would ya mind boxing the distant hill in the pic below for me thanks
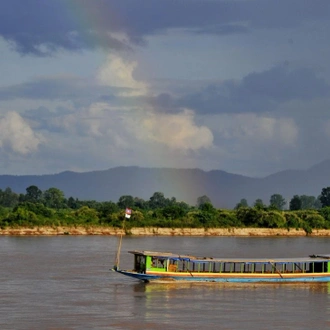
[1,160,330,208]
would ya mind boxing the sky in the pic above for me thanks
[0,0,330,177]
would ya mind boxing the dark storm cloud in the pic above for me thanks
[239,65,329,102]
[1,0,329,55]
[108,0,330,35]
[150,64,330,114]
[0,0,130,55]
[1,63,328,117]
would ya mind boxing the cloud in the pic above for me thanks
[0,75,119,102]
[32,99,213,155]
[2,0,330,55]
[139,108,213,150]
[196,113,300,176]
[240,65,329,102]
[177,64,330,114]
[0,54,149,102]
[96,55,148,96]
[94,56,213,151]
[215,113,298,147]
[192,24,249,36]
[0,111,43,154]
[9,52,212,156]
[0,0,131,55]
[323,120,330,140]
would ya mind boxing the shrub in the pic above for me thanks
[73,206,99,223]
[236,207,263,227]
[284,212,302,229]
[6,206,38,226]
[216,209,242,227]
[262,211,286,228]
[304,214,327,229]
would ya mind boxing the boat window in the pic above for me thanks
[313,262,327,273]
[176,259,188,272]
[151,257,166,269]
[212,262,221,272]
[279,262,306,273]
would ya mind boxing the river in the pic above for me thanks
[1,235,330,329]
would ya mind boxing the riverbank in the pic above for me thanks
[1,226,330,236]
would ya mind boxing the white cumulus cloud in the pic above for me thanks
[140,109,213,150]
[0,111,42,154]
[96,55,148,96]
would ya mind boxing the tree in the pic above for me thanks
[176,201,191,212]
[73,206,99,223]
[17,202,53,218]
[289,195,302,211]
[269,194,286,210]
[148,192,168,209]
[320,187,330,208]
[133,197,147,210]
[18,194,26,203]
[314,196,322,209]
[117,195,134,209]
[0,187,19,207]
[300,195,316,210]
[196,195,212,208]
[25,185,42,203]
[319,206,330,222]
[194,203,217,227]
[168,197,177,206]
[67,197,80,209]
[199,202,216,213]
[253,199,265,209]
[262,211,286,228]
[235,198,248,210]
[43,188,65,209]
[236,207,262,227]
[98,201,119,218]
[162,204,187,219]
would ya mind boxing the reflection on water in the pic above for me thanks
[110,281,330,330]
[1,236,330,329]
[122,281,330,329]
[142,281,330,294]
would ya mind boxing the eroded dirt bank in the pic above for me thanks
[1,226,330,236]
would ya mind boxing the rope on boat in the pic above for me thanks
[269,260,283,278]
[178,255,194,277]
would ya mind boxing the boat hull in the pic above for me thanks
[114,270,330,283]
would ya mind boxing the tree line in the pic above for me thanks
[235,194,322,211]
[2,185,330,234]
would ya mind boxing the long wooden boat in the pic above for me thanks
[113,250,330,283]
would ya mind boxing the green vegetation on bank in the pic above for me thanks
[1,186,330,234]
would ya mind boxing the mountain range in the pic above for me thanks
[1,160,330,208]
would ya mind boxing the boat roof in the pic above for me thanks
[128,250,330,263]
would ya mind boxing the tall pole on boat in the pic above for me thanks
[114,231,123,270]
[114,207,131,270]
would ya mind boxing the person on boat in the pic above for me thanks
[139,260,146,273]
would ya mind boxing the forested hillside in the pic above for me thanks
[1,160,330,208]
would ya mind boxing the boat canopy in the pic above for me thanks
[128,250,330,264]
